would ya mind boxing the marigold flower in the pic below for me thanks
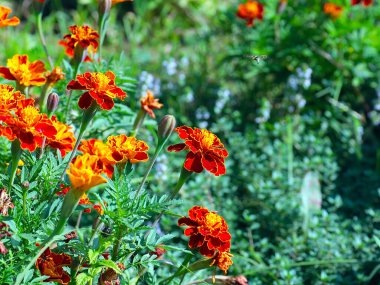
[167,126,228,176]
[45,116,76,156]
[45,66,65,87]
[56,183,70,196]
[36,248,72,285]
[79,193,93,213]
[140,90,163,118]
[0,104,57,151]
[351,0,372,6]
[0,6,20,28]
[99,268,120,285]
[67,71,127,110]
[0,84,28,113]
[210,251,233,274]
[0,54,46,87]
[324,3,343,19]
[178,206,231,257]
[106,134,149,164]
[59,25,99,62]
[79,139,114,178]
[66,153,107,192]
[0,189,14,216]
[236,0,264,27]
[93,203,105,215]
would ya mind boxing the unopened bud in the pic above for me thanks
[47,92,59,116]
[98,0,112,17]
[22,181,30,189]
[158,115,176,144]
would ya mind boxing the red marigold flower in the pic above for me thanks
[79,139,115,178]
[0,84,30,114]
[106,134,149,164]
[59,25,99,62]
[0,104,57,151]
[36,248,72,285]
[236,0,264,27]
[93,203,105,215]
[167,126,228,176]
[0,6,20,28]
[0,54,46,87]
[79,193,93,213]
[45,116,76,156]
[178,206,231,257]
[140,90,163,118]
[351,0,372,6]
[67,71,127,110]
[324,3,343,19]
[210,251,233,274]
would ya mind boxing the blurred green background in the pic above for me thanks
[1,0,380,284]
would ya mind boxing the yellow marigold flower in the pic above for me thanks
[106,134,149,164]
[0,6,20,28]
[0,54,46,87]
[66,154,107,192]
[140,90,163,119]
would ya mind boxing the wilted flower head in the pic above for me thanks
[59,25,99,62]
[236,0,264,27]
[36,248,72,285]
[66,153,107,192]
[0,54,46,87]
[98,268,120,285]
[351,0,372,6]
[168,126,228,176]
[45,66,65,87]
[0,6,20,28]
[67,71,127,110]
[140,90,163,118]
[106,134,149,164]
[324,3,343,19]
[178,206,231,257]
[0,189,14,216]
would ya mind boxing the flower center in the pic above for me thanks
[20,106,41,126]
[200,130,215,149]
[91,73,111,91]
[246,2,260,16]
[204,212,223,230]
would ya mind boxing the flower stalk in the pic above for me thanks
[8,139,22,195]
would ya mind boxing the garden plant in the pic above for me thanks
[0,0,379,284]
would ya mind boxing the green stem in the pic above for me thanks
[37,1,54,69]
[64,57,82,121]
[130,109,146,137]
[39,84,51,113]
[111,228,123,261]
[8,139,22,195]
[23,190,27,216]
[286,116,293,188]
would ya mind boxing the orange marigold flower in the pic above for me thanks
[45,116,76,157]
[106,134,149,164]
[0,104,57,151]
[324,3,343,19]
[236,0,264,27]
[45,66,65,87]
[178,206,231,257]
[79,139,115,178]
[167,126,228,176]
[66,153,107,192]
[67,71,127,110]
[36,248,72,285]
[0,84,29,113]
[59,25,99,62]
[0,54,46,87]
[140,90,163,118]
[351,0,372,6]
[93,203,105,215]
[0,6,20,28]
[210,251,233,274]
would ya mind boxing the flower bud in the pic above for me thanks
[47,92,59,115]
[22,181,30,189]
[158,115,176,144]
[98,0,112,16]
